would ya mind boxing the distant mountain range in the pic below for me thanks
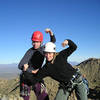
[0,63,20,79]
[69,61,79,66]
[0,61,78,79]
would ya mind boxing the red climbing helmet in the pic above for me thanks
[31,31,43,42]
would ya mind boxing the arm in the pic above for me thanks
[30,64,50,85]
[60,39,77,58]
[32,69,39,74]
[18,49,32,70]
[45,28,56,43]
[23,63,38,74]
[18,48,35,73]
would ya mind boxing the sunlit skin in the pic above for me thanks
[45,52,54,62]
[32,41,42,49]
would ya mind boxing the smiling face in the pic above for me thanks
[44,52,54,62]
[32,41,41,49]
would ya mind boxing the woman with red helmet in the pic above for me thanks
[18,28,56,100]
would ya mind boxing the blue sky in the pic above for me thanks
[0,0,100,64]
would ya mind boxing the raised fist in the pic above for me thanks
[62,40,68,47]
[45,28,51,33]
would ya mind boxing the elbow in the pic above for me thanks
[72,44,77,52]
[18,64,20,69]
[53,36,56,43]
[75,45,77,50]
[51,38,56,43]
[53,39,56,43]
[74,44,77,51]
[52,35,56,43]
[18,63,23,70]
